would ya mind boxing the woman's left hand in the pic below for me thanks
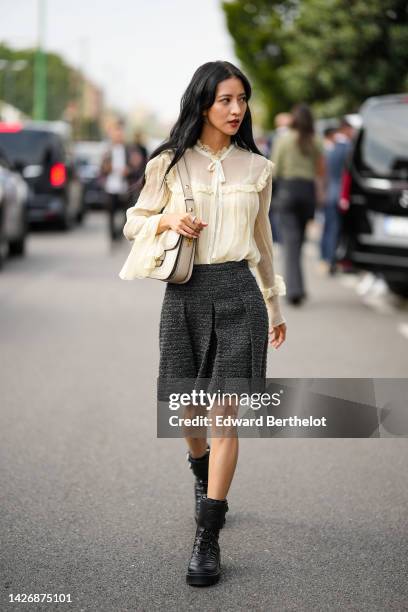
[269,323,287,349]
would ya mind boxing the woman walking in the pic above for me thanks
[272,103,325,305]
[120,61,287,586]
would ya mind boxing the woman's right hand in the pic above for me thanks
[162,213,208,238]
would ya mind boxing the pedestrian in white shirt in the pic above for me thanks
[101,121,130,240]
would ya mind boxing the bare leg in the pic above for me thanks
[207,436,238,500]
[182,402,208,458]
[207,399,239,500]
[183,399,239,496]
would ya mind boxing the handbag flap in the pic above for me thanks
[161,228,181,251]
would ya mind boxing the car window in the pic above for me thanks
[0,130,63,166]
[355,102,408,179]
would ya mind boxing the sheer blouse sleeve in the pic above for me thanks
[122,151,172,242]
[119,151,176,280]
[253,159,286,328]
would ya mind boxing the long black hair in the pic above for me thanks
[137,60,263,193]
[290,103,316,156]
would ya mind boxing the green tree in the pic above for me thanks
[222,0,408,125]
[44,50,77,119]
[0,45,33,115]
[0,43,84,121]
[281,0,408,117]
[222,0,299,126]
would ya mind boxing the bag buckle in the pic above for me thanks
[155,254,165,267]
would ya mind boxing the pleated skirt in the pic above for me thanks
[157,259,269,400]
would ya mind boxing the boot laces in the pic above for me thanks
[193,527,218,556]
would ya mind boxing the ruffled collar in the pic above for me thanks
[194,138,235,159]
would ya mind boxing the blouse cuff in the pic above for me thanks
[260,274,286,300]
[119,213,164,280]
[135,213,163,243]
[123,211,163,243]
[137,214,168,274]
[266,295,286,328]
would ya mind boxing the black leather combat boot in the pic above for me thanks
[186,495,229,586]
[186,445,210,523]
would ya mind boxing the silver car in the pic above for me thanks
[0,148,29,269]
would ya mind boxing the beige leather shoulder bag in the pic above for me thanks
[147,154,196,284]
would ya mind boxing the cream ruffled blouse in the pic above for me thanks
[119,139,286,327]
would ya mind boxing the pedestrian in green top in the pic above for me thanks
[272,103,326,305]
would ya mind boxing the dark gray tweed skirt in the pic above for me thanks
[157,259,269,400]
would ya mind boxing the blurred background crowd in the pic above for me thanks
[1,0,408,315]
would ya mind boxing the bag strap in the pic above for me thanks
[177,155,196,216]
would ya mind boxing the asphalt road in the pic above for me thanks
[1,212,407,611]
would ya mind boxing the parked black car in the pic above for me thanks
[0,121,84,230]
[0,147,29,269]
[337,94,408,297]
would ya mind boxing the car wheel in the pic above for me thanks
[76,206,87,224]
[9,235,26,256]
[385,279,408,298]
[58,208,73,231]
[9,209,27,256]
[0,208,7,270]
[0,232,7,269]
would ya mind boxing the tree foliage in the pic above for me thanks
[222,0,408,126]
[0,43,79,120]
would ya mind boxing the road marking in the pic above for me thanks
[339,275,360,289]
[338,272,407,316]
[362,294,395,315]
[398,323,408,341]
